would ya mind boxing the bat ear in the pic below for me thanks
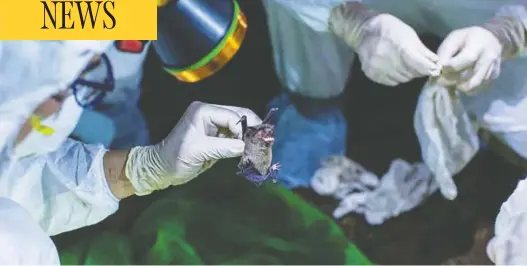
[262,108,278,124]
[236,115,248,138]
[236,116,246,125]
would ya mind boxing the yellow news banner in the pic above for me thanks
[0,0,157,40]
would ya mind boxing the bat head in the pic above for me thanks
[244,123,275,148]
[237,108,278,149]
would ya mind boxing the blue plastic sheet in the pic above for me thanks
[268,93,347,188]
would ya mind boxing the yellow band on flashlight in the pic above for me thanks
[30,115,55,136]
[164,0,247,83]
[157,0,171,7]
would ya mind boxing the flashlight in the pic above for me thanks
[154,0,248,83]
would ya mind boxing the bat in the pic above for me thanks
[236,108,280,186]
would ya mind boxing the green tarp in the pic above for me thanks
[54,159,371,265]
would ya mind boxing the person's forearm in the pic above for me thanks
[329,2,379,49]
[103,149,135,199]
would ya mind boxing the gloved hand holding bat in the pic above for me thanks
[124,101,262,196]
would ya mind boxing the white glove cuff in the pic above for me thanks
[125,145,170,196]
[329,2,380,49]
[482,15,526,59]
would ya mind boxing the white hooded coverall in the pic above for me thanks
[0,40,115,264]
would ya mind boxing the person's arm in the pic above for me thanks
[328,1,441,86]
[103,149,134,199]
[496,2,527,56]
[4,139,120,236]
[107,102,261,197]
[5,102,259,237]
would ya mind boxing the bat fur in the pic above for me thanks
[236,108,280,186]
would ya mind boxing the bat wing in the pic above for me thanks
[237,160,267,185]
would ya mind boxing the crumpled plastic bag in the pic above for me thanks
[311,156,437,225]
[311,156,379,198]
[414,79,480,200]
[358,159,437,224]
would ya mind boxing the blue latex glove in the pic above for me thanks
[268,93,347,189]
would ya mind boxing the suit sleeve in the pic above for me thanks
[0,139,119,236]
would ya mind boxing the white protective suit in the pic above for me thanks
[0,198,60,264]
[73,41,151,148]
[488,177,527,264]
[0,40,113,264]
[265,0,527,157]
